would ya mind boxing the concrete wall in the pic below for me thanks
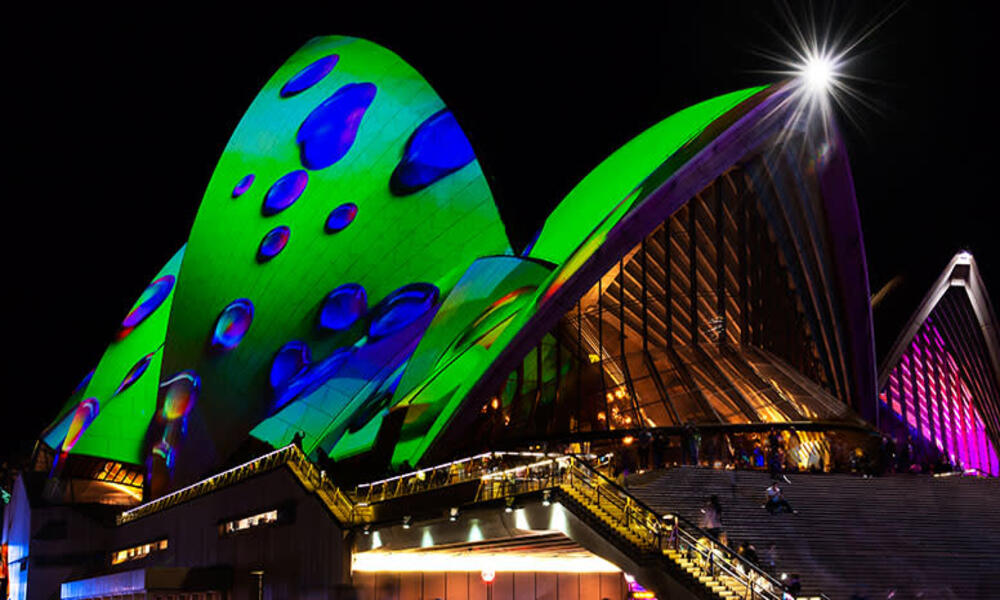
[5,468,347,600]
[109,468,346,599]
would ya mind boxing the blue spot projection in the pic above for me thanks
[280,55,339,98]
[232,174,255,198]
[212,299,254,351]
[369,283,440,340]
[120,276,175,338]
[257,226,291,262]
[319,283,367,331]
[390,109,475,195]
[270,341,311,389]
[347,367,405,433]
[324,203,358,233]
[297,83,377,170]
[114,352,154,396]
[160,371,200,422]
[270,347,353,416]
[263,171,308,216]
[73,369,95,396]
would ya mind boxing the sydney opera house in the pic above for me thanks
[3,36,998,600]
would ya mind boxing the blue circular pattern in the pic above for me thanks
[263,171,308,216]
[257,226,291,262]
[114,352,154,396]
[325,203,358,233]
[270,341,311,389]
[390,109,476,195]
[280,55,339,98]
[232,174,255,198]
[297,82,377,170]
[369,283,440,339]
[319,283,367,331]
[212,299,254,351]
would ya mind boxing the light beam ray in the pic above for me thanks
[745,1,904,156]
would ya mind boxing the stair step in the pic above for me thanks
[626,467,1000,599]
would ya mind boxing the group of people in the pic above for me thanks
[698,492,802,596]
[690,467,802,591]
[610,423,965,481]
[698,482,797,536]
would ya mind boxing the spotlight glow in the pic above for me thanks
[799,53,837,94]
[352,551,621,573]
[751,3,900,148]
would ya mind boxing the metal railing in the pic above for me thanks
[349,451,592,505]
[476,455,794,600]
[116,448,576,526]
[117,445,358,525]
[285,446,357,523]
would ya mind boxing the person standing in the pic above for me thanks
[785,574,802,597]
[700,494,726,544]
[763,542,779,575]
[768,428,788,482]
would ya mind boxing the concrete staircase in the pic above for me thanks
[627,467,1000,599]
[557,484,744,599]
[551,464,791,600]
[475,457,789,599]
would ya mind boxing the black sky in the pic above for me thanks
[5,4,997,460]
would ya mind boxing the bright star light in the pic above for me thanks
[748,3,901,151]
[799,52,838,94]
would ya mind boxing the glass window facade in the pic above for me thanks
[880,313,999,476]
[110,538,168,566]
[475,159,858,447]
[220,509,279,535]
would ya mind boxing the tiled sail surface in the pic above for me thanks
[153,36,511,491]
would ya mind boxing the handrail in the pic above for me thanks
[349,451,569,505]
[574,458,792,599]
[573,457,784,589]
[475,454,796,600]
[117,445,358,525]
[115,447,586,525]
[118,445,294,525]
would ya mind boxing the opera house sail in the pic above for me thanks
[32,36,880,497]
[3,34,996,600]
[877,252,1000,476]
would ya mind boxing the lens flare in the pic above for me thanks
[749,3,901,148]
[800,52,837,94]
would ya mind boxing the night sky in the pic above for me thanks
[5,4,996,460]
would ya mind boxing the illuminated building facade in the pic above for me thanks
[2,34,996,600]
[27,35,878,501]
[877,252,1000,475]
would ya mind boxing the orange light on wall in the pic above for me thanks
[353,551,620,573]
[622,436,635,446]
